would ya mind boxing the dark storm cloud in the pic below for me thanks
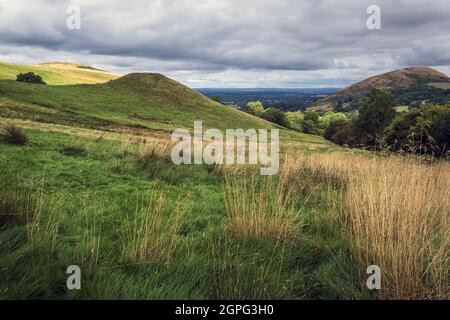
[0,0,449,87]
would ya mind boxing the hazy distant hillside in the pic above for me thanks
[197,88,338,111]
[311,67,450,111]
[0,61,119,85]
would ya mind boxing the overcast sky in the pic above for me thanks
[0,0,449,88]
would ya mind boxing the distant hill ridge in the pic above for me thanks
[311,67,450,110]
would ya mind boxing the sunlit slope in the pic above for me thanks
[0,61,119,85]
[0,73,283,132]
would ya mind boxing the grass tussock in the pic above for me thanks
[120,192,182,265]
[343,157,449,299]
[0,124,28,145]
[138,138,174,164]
[0,184,35,225]
[223,156,301,242]
[290,151,449,299]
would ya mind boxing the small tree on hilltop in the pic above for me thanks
[16,72,46,85]
[356,88,396,146]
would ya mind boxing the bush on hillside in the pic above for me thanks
[324,119,356,146]
[285,111,304,130]
[246,101,265,117]
[261,107,289,127]
[385,112,419,151]
[16,72,46,85]
[0,125,28,145]
[384,104,450,155]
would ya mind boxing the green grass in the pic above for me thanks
[0,128,359,299]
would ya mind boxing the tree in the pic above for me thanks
[414,105,450,155]
[246,101,265,117]
[285,111,304,130]
[320,111,347,127]
[300,119,319,134]
[16,72,46,84]
[304,111,320,124]
[385,112,419,151]
[334,100,344,112]
[261,108,289,127]
[355,89,396,146]
[324,119,356,146]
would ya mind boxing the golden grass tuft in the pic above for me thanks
[343,156,449,299]
[137,138,174,164]
[120,192,182,265]
[291,151,449,299]
[223,153,303,243]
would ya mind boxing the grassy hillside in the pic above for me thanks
[0,72,330,149]
[0,76,271,131]
[0,61,119,85]
[310,67,450,111]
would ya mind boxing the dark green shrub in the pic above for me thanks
[425,105,450,155]
[385,112,419,151]
[356,89,396,146]
[16,72,46,85]
[300,119,320,135]
[384,105,449,155]
[261,108,289,127]
[0,125,28,145]
[324,119,356,146]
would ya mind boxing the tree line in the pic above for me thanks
[244,89,449,157]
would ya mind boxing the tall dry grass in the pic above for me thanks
[344,157,449,299]
[120,192,182,265]
[291,151,449,299]
[138,138,174,163]
[223,153,303,243]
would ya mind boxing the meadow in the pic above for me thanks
[0,65,448,299]
[0,123,448,299]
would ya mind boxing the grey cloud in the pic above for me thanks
[0,0,448,87]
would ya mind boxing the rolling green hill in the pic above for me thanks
[0,73,279,133]
[0,61,332,150]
